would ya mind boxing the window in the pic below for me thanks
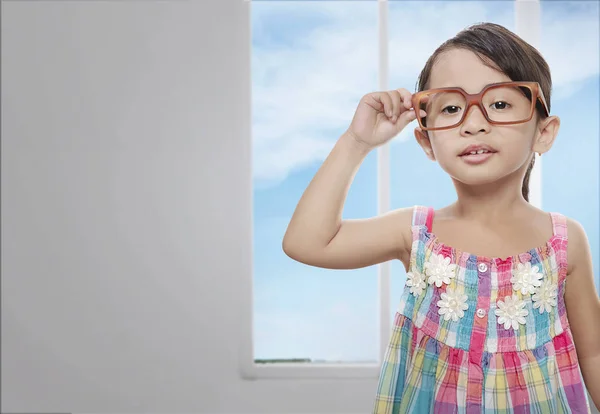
[247,1,380,378]
[539,1,600,292]
[244,0,600,379]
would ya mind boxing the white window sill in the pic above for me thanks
[240,362,381,380]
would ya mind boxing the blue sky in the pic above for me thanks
[251,1,599,362]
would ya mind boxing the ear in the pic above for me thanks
[532,115,560,155]
[414,127,436,161]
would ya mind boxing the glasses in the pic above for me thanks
[411,81,550,131]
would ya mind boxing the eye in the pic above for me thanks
[441,105,461,114]
[491,101,510,110]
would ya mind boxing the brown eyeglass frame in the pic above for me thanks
[411,81,550,131]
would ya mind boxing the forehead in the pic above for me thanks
[429,48,513,93]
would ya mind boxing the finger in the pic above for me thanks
[395,88,413,110]
[410,108,426,117]
[399,107,427,125]
[388,90,402,122]
[399,108,418,124]
[377,92,394,118]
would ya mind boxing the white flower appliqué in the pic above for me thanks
[532,279,558,314]
[495,294,529,330]
[437,287,469,322]
[511,262,543,295]
[406,270,426,297]
[424,253,457,288]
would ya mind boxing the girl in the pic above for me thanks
[282,23,600,413]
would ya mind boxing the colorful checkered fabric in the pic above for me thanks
[373,205,591,413]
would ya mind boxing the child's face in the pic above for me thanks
[414,48,558,187]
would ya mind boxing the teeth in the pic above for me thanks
[468,149,489,155]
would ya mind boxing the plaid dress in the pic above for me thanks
[373,205,591,413]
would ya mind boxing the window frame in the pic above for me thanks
[241,0,543,380]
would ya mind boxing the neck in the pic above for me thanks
[450,173,534,223]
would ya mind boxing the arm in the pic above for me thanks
[564,218,600,410]
[282,131,412,270]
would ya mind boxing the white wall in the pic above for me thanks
[1,1,375,412]
[2,1,597,413]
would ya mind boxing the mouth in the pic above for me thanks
[459,149,496,165]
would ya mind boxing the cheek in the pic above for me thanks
[429,133,457,159]
[497,128,536,157]
[505,143,535,168]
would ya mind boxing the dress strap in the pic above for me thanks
[412,205,434,233]
[550,212,568,238]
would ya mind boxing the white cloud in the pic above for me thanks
[538,4,599,102]
[252,1,599,188]
[253,133,333,188]
[252,1,377,186]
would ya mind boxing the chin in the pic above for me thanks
[441,161,509,186]
[452,175,505,186]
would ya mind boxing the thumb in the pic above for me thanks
[397,108,422,127]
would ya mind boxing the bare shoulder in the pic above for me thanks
[564,216,591,275]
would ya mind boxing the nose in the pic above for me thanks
[460,105,490,135]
